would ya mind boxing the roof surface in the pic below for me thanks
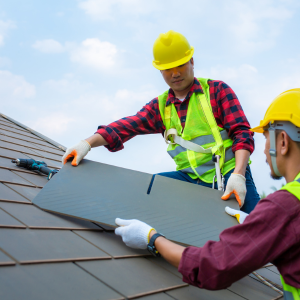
[0,113,283,300]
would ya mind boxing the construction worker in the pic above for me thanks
[62,30,260,213]
[114,89,300,300]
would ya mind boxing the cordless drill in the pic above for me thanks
[11,158,59,180]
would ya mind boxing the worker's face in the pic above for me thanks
[160,58,194,93]
[263,130,282,180]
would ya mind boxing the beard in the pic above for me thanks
[270,173,282,180]
[266,159,283,180]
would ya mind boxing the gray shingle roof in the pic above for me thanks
[0,113,283,300]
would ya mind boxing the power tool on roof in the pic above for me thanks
[11,158,59,180]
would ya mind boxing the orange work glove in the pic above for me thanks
[62,140,91,166]
[221,173,246,207]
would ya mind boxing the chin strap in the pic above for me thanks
[268,123,282,177]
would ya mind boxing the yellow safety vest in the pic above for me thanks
[158,77,236,183]
[279,174,300,300]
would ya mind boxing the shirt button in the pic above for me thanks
[181,117,186,122]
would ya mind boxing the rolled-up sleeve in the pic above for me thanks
[210,81,254,154]
[178,191,298,290]
[96,98,165,152]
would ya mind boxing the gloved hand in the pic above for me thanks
[221,173,246,207]
[62,140,91,166]
[225,206,249,224]
[115,218,155,249]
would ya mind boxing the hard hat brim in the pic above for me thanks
[152,47,194,70]
[250,125,264,133]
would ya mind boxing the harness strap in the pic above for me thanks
[269,126,282,177]
[197,80,225,166]
[164,128,212,153]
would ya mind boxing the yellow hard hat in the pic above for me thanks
[251,88,300,133]
[152,30,194,70]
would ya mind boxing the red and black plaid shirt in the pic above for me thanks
[97,78,254,154]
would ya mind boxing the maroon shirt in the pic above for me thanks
[178,190,300,290]
[97,78,254,154]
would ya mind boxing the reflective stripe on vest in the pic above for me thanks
[168,130,230,158]
[180,147,235,175]
[280,175,300,300]
[158,77,236,183]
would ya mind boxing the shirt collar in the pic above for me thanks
[166,77,203,106]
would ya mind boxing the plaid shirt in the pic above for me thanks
[97,78,254,154]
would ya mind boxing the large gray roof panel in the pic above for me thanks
[33,159,239,247]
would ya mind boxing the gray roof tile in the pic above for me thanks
[77,258,187,299]
[12,170,48,187]
[73,230,150,258]
[0,125,44,140]
[0,147,30,160]
[0,134,64,155]
[0,229,111,264]
[0,263,124,300]
[250,268,282,288]
[3,183,41,201]
[0,249,15,266]
[166,285,246,300]
[0,130,49,146]
[0,168,36,186]
[0,202,102,230]
[227,275,279,299]
[0,208,26,228]
[136,293,174,300]
[0,182,31,203]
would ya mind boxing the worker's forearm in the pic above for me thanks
[233,149,250,176]
[85,134,108,148]
[149,230,185,268]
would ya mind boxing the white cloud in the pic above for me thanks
[0,19,15,47]
[78,0,154,20]
[198,64,258,84]
[0,70,35,99]
[225,0,293,54]
[56,12,65,17]
[27,112,75,136]
[32,39,65,53]
[70,38,117,69]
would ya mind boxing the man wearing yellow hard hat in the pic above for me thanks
[62,30,260,213]
[114,89,300,299]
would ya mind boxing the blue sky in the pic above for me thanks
[1,0,300,196]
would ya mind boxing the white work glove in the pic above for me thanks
[221,173,246,208]
[115,218,154,249]
[62,140,91,166]
[225,206,249,224]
